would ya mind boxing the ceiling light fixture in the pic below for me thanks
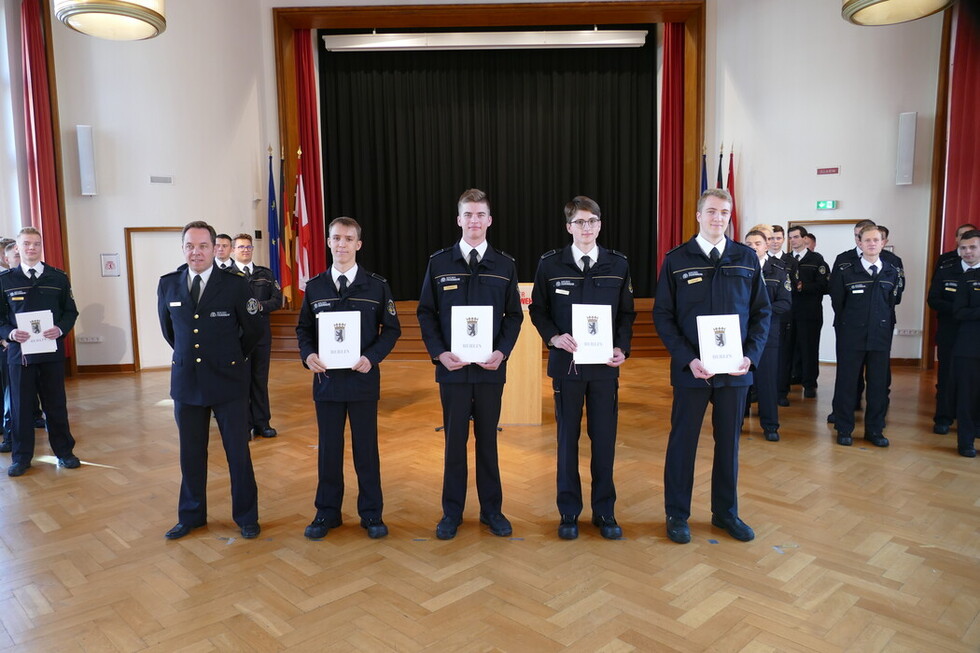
[322,30,648,52]
[842,0,954,25]
[54,0,166,41]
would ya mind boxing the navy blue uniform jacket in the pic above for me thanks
[0,264,78,364]
[295,268,401,402]
[829,261,899,351]
[653,237,772,388]
[927,257,964,348]
[761,256,792,349]
[417,242,523,384]
[791,250,829,319]
[528,245,635,380]
[954,269,980,357]
[157,267,263,406]
[834,248,905,305]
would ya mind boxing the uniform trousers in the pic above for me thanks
[8,360,75,467]
[247,338,273,430]
[553,377,618,517]
[934,339,955,427]
[750,347,780,432]
[831,348,889,435]
[790,315,822,389]
[313,399,382,521]
[664,385,747,521]
[953,358,979,451]
[439,382,504,520]
[174,397,258,527]
[776,321,794,397]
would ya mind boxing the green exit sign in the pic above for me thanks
[816,200,838,210]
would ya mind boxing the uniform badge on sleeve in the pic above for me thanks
[246,298,260,315]
[387,299,397,316]
[784,278,792,292]
[818,265,827,275]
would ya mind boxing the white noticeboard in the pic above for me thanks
[696,314,743,375]
[317,311,361,369]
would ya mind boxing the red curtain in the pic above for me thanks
[21,0,65,269]
[294,29,327,276]
[657,23,685,270]
[943,6,980,252]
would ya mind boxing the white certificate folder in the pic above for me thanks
[451,305,493,363]
[696,314,743,375]
[317,311,362,369]
[16,310,57,355]
[571,304,613,364]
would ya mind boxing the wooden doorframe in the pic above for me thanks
[125,227,182,372]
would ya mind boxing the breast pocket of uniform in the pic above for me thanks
[479,274,510,299]
[674,270,709,301]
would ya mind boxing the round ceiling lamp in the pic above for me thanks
[842,0,954,25]
[54,1,166,41]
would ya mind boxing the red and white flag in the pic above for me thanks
[726,150,739,240]
[295,164,311,292]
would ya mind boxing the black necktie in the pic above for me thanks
[28,269,37,284]
[244,266,251,278]
[869,264,878,279]
[795,253,801,261]
[469,249,479,274]
[581,256,591,274]
[710,247,720,264]
[338,274,348,294]
[220,263,228,269]
[191,274,202,307]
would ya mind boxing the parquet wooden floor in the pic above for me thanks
[0,359,977,652]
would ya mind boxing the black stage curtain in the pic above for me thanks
[318,36,657,299]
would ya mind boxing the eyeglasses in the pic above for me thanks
[568,218,601,229]
[236,245,254,251]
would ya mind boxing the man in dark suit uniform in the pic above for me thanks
[0,227,80,477]
[743,230,791,441]
[829,225,899,447]
[833,220,905,304]
[951,230,980,457]
[213,233,235,270]
[296,217,401,539]
[785,225,828,398]
[774,227,800,406]
[157,221,263,540]
[653,189,771,544]
[928,252,966,435]
[936,223,977,270]
[529,196,635,540]
[232,233,282,439]
[417,188,523,540]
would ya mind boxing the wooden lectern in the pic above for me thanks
[500,283,542,425]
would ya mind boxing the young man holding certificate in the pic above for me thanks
[529,196,635,540]
[417,189,523,540]
[296,218,401,539]
[0,227,80,477]
[653,189,771,544]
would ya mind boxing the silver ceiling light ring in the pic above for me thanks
[55,1,166,40]
[842,0,954,26]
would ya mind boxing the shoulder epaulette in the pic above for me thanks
[307,271,328,283]
[370,271,388,283]
[665,242,685,256]
[608,249,628,260]
[540,249,559,259]
[498,250,516,262]
[839,262,853,271]
[429,247,453,259]
[160,268,183,279]
[939,257,959,270]
[0,268,12,276]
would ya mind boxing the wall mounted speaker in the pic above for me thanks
[895,112,916,186]
[76,125,97,196]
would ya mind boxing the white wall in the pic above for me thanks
[704,0,942,358]
[49,0,943,365]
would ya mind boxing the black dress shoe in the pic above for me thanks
[711,514,755,541]
[165,522,205,540]
[7,461,30,477]
[260,427,277,438]
[479,512,513,537]
[592,515,623,540]
[803,387,816,398]
[836,433,853,446]
[436,515,462,540]
[0,440,10,453]
[558,514,578,540]
[864,433,889,447]
[666,516,690,544]
[240,523,261,539]
[361,518,388,539]
[304,516,342,539]
[827,413,836,424]
[777,396,790,407]
[58,455,81,469]
[764,430,780,442]
[933,423,951,435]
[959,447,977,458]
